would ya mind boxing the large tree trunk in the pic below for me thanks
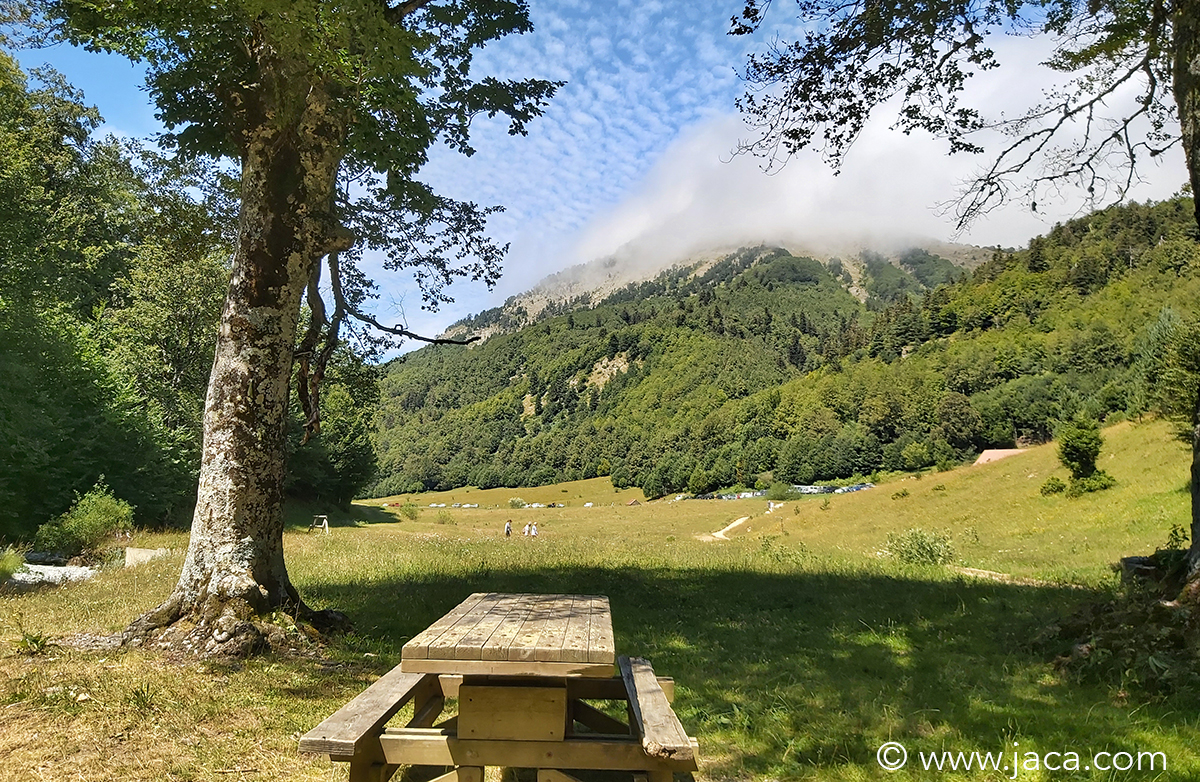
[126,63,352,655]
[1173,0,1200,580]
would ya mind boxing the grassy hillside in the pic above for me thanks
[371,197,1200,500]
[3,419,1196,780]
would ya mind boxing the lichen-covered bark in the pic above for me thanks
[127,55,352,655]
[1173,0,1200,578]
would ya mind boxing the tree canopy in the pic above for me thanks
[731,0,1195,229]
[3,0,561,651]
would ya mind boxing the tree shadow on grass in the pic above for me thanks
[282,501,397,531]
[303,567,1196,780]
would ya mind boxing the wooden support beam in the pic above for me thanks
[426,767,483,782]
[537,770,585,782]
[379,729,699,772]
[571,700,630,736]
[618,657,694,763]
[565,677,674,704]
[408,695,446,729]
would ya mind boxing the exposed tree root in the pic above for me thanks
[80,588,357,660]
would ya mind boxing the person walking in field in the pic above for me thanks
[504,520,512,538]
[531,522,538,538]
[523,522,530,536]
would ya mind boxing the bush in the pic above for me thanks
[0,547,25,582]
[398,502,419,521]
[33,482,134,557]
[1040,476,1067,495]
[434,510,456,526]
[508,497,526,509]
[1057,418,1103,479]
[1067,470,1117,497]
[766,482,797,501]
[887,528,955,565]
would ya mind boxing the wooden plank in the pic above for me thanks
[454,595,519,660]
[509,594,555,661]
[458,685,567,741]
[427,593,507,660]
[402,593,488,660]
[571,699,630,735]
[299,669,436,756]
[480,594,534,661]
[618,656,694,763]
[559,596,592,664]
[533,595,575,662]
[400,658,613,678]
[379,729,699,772]
[585,595,615,664]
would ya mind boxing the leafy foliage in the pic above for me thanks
[1041,477,1068,496]
[0,546,24,582]
[0,55,381,539]
[886,528,955,565]
[34,481,133,557]
[1057,419,1104,479]
[731,0,1186,228]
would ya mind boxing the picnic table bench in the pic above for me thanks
[300,593,699,782]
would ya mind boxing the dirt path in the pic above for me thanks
[952,566,1077,588]
[704,516,750,541]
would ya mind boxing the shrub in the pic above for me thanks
[1057,418,1103,478]
[901,441,932,471]
[891,488,910,500]
[766,482,797,501]
[398,502,419,521]
[887,528,955,565]
[1066,470,1117,497]
[434,510,456,525]
[508,497,526,509]
[0,547,25,582]
[34,481,134,557]
[1040,476,1067,495]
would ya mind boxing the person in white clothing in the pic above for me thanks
[531,522,538,537]
[523,522,530,536]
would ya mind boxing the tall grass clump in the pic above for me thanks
[398,502,419,520]
[0,546,25,581]
[33,481,133,557]
[886,528,955,565]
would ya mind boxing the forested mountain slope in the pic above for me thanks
[372,197,1200,499]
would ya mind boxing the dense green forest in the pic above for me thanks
[372,196,1200,498]
[0,54,377,541]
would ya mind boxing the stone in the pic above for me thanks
[125,547,170,567]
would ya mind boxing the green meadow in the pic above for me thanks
[2,419,1197,780]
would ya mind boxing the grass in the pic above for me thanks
[1,420,1197,780]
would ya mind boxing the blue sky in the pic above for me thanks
[11,1,1184,342]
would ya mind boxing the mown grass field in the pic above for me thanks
[1,420,1197,780]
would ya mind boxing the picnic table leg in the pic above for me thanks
[425,767,482,782]
[348,757,398,782]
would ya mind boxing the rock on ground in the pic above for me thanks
[7,564,97,587]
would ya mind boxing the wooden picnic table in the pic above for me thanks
[300,592,699,782]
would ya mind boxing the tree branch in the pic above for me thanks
[384,0,435,26]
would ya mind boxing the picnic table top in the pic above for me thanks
[399,592,616,678]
